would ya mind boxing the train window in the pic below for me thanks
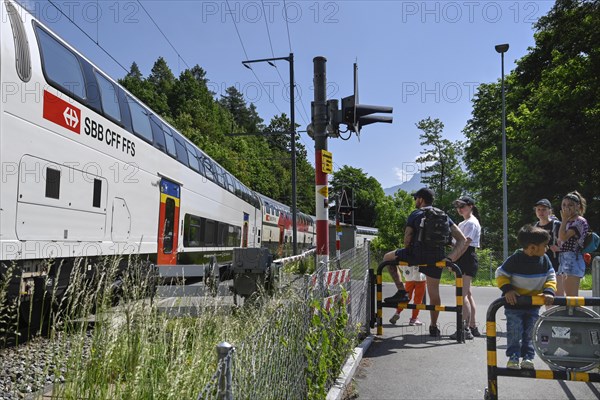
[150,116,166,152]
[162,124,177,157]
[228,225,241,246]
[92,179,102,208]
[36,27,85,99]
[183,214,204,247]
[45,167,60,199]
[214,165,225,188]
[185,143,200,172]
[217,223,227,246]
[128,98,153,143]
[163,198,175,254]
[173,134,189,166]
[223,173,235,193]
[205,219,215,246]
[202,157,215,182]
[95,72,121,122]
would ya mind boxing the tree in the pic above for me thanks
[464,0,600,251]
[330,166,385,227]
[218,86,252,132]
[415,117,468,212]
[146,57,175,118]
[372,190,414,253]
[119,58,317,217]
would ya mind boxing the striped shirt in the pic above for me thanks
[495,250,557,309]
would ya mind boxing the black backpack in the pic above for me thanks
[417,207,450,246]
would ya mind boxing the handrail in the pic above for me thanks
[374,259,464,342]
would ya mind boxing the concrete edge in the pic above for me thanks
[326,334,375,400]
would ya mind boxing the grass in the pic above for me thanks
[379,269,594,290]
[1,254,356,399]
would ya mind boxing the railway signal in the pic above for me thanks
[341,94,393,133]
[327,63,393,137]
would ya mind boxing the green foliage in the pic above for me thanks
[330,166,385,227]
[415,117,468,212]
[464,0,600,251]
[305,289,354,400]
[371,190,414,253]
[119,60,315,214]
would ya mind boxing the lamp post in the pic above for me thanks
[242,54,298,255]
[495,43,509,260]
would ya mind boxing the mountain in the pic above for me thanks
[383,172,423,196]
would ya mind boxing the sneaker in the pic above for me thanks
[409,318,423,326]
[384,290,409,303]
[450,328,473,340]
[506,355,520,370]
[429,325,441,337]
[469,326,481,337]
[520,359,535,370]
[389,314,400,325]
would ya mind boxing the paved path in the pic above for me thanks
[353,285,600,399]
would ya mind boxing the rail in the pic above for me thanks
[484,295,600,400]
[375,259,465,342]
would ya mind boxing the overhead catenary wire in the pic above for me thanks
[44,0,129,74]
[279,0,311,125]
[259,1,310,127]
[135,0,190,71]
[224,0,286,119]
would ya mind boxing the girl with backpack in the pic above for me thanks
[557,191,589,296]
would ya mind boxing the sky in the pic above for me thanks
[18,0,556,189]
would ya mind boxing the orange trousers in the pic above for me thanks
[396,280,426,319]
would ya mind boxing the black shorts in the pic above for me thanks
[394,247,445,280]
[456,246,479,278]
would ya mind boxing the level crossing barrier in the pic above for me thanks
[484,295,600,400]
[374,259,465,342]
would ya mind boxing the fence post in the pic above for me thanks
[216,342,234,400]
[593,257,600,315]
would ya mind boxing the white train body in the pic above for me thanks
[0,0,264,283]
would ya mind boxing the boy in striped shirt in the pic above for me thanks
[496,225,556,370]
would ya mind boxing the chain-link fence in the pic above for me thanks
[199,245,372,400]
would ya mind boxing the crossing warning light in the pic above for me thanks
[340,63,393,134]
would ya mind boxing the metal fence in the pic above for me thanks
[199,245,372,400]
[593,256,600,314]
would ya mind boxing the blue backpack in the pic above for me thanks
[582,231,600,253]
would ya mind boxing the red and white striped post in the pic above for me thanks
[313,56,329,270]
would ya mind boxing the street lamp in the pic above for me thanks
[495,43,509,260]
[242,54,298,255]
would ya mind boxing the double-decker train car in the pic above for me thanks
[355,226,378,248]
[0,0,280,305]
[257,194,315,257]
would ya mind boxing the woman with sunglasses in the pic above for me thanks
[557,191,589,296]
[450,195,482,339]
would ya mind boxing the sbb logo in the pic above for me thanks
[43,91,81,134]
[63,107,79,129]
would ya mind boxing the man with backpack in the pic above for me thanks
[383,187,467,336]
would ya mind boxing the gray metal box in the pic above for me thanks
[534,306,600,371]
[232,248,272,274]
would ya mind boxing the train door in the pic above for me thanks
[157,178,180,265]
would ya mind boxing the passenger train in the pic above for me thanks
[0,0,374,310]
